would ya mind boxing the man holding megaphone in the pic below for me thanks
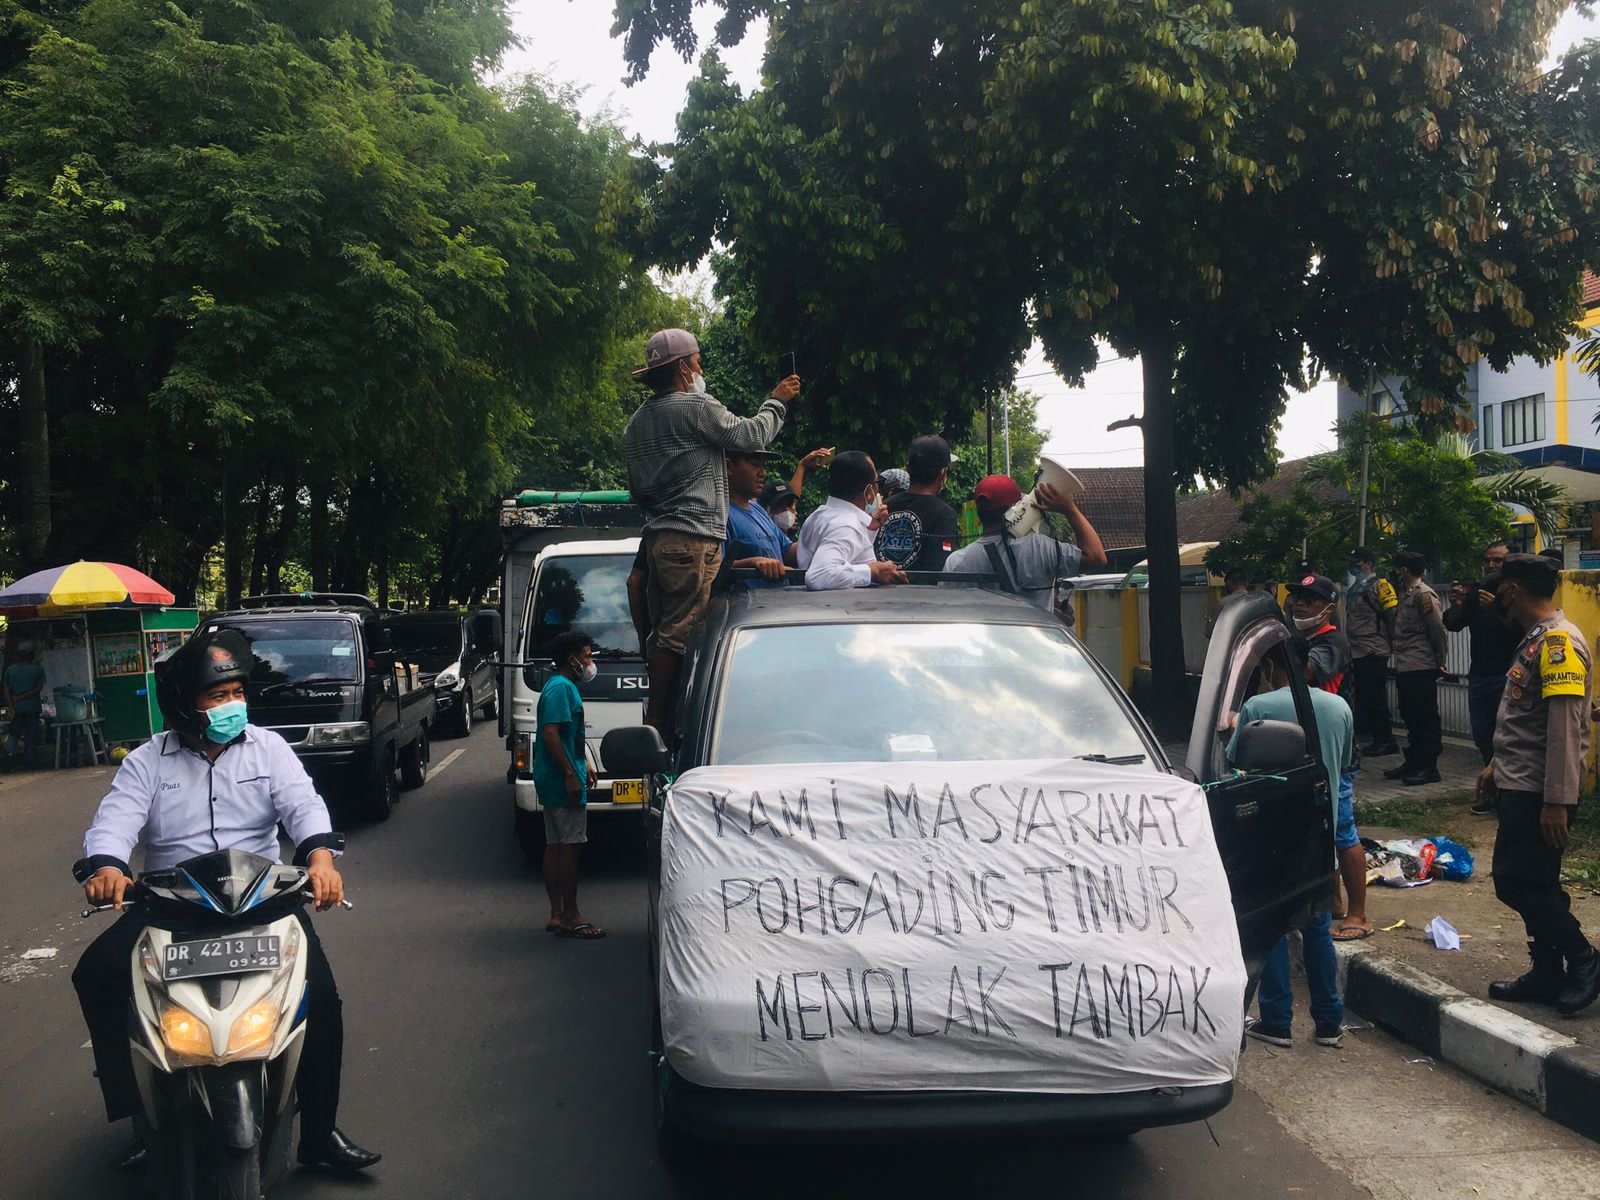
[945,474,1108,609]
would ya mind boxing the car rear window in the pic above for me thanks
[709,621,1150,766]
[528,553,639,659]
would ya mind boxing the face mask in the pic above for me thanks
[689,372,706,394]
[204,699,248,744]
[864,491,882,517]
[578,661,598,684]
[1292,607,1331,633]
[774,510,797,532]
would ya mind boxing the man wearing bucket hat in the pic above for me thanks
[623,328,801,734]
[944,474,1108,609]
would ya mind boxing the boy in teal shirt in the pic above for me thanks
[533,631,604,939]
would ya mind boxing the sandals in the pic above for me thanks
[1332,920,1375,941]
[559,922,607,940]
[544,921,562,934]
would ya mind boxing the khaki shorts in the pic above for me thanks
[542,805,588,845]
[645,530,723,656]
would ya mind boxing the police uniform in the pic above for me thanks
[1491,612,1595,971]
[1390,578,1448,777]
[1346,571,1398,747]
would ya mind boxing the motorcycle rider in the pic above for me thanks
[70,628,380,1173]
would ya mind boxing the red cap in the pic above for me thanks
[973,474,1024,514]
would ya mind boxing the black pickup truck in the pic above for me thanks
[196,594,436,821]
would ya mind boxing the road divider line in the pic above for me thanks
[432,748,467,779]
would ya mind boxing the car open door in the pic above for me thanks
[1186,592,1334,978]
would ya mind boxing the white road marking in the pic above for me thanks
[431,749,467,779]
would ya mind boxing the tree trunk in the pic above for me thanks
[263,476,300,593]
[19,338,51,568]
[248,477,272,596]
[1140,328,1186,739]
[223,466,244,610]
[309,478,330,591]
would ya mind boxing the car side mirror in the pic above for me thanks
[601,725,671,777]
[468,610,503,655]
[1230,719,1312,774]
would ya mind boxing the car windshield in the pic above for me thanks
[386,620,461,672]
[528,554,639,659]
[709,621,1150,766]
[221,619,360,685]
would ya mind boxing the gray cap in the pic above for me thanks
[632,328,700,377]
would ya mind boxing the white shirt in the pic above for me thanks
[796,496,876,590]
[82,726,336,873]
[945,532,1081,610]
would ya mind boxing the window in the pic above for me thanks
[1501,394,1546,447]
[1481,404,1494,450]
[708,622,1149,766]
[526,553,640,659]
[215,619,361,684]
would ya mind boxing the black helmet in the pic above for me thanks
[156,628,254,736]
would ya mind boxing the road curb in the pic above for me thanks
[1335,943,1593,1140]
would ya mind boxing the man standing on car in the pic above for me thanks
[875,434,962,573]
[1287,575,1369,942]
[624,328,799,735]
[1384,550,1449,786]
[945,475,1108,609]
[1231,649,1354,1049]
[1445,542,1518,775]
[1478,554,1600,1014]
[1346,546,1399,756]
[534,631,605,940]
[796,451,909,590]
[71,629,379,1173]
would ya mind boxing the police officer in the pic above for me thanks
[1384,550,1448,785]
[70,629,380,1172]
[1444,541,1517,770]
[1478,554,1600,1014]
[1346,546,1399,756]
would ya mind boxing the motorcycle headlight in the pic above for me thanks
[227,998,280,1056]
[160,1003,213,1059]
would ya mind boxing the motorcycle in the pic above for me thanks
[85,847,345,1200]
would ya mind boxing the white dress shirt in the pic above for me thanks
[796,496,876,590]
[81,726,337,874]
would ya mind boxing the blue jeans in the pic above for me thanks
[1258,911,1343,1033]
[1467,675,1505,765]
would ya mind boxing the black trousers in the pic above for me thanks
[1352,654,1392,742]
[1493,790,1590,959]
[1395,669,1441,771]
[72,908,343,1146]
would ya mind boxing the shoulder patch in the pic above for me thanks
[1376,579,1398,609]
[1540,630,1588,699]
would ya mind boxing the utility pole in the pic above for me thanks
[1003,391,1012,477]
[985,394,994,475]
[1356,371,1375,547]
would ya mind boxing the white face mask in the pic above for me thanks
[774,509,797,532]
[689,371,706,394]
[1293,607,1331,633]
[578,661,597,684]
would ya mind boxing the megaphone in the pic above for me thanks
[1002,456,1084,536]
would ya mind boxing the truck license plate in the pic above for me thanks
[163,935,282,981]
[611,779,646,805]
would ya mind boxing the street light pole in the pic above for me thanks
[1356,371,1375,547]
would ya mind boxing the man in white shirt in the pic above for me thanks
[795,450,909,590]
[945,474,1108,610]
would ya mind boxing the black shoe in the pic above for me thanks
[1490,943,1565,1004]
[1556,947,1600,1016]
[1470,799,1497,816]
[1402,769,1442,786]
[1313,1022,1344,1048]
[298,1128,382,1172]
[1382,764,1413,780]
[114,1140,147,1171]
[1365,741,1401,757]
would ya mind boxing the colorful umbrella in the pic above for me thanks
[0,561,176,613]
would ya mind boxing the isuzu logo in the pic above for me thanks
[616,677,648,690]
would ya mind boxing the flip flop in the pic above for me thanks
[544,921,562,934]
[1332,920,1375,941]
[560,922,607,940]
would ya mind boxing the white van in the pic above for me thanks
[508,537,646,858]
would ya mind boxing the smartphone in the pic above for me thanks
[780,351,797,379]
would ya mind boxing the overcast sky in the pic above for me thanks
[500,3,1600,472]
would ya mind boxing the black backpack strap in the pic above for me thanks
[981,540,1018,593]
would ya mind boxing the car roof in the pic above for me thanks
[704,582,1065,636]
[534,537,641,561]
[384,610,464,625]
[206,608,365,621]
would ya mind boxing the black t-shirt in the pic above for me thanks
[875,492,962,571]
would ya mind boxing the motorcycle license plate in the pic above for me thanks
[610,779,646,805]
[163,935,282,982]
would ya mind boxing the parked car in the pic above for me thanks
[197,595,436,822]
[1120,542,1222,589]
[385,609,498,738]
[603,585,1331,1161]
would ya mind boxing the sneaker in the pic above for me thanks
[1313,1023,1344,1048]
[1244,1018,1292,1048]
[1470,799,1496,817]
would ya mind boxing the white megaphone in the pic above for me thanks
[1003,456,1084,536]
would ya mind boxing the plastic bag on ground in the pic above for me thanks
[1424,916,1461,951]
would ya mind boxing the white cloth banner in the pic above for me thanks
[659,758,1246,1095]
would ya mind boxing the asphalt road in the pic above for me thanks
[2,730,1596,1199]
